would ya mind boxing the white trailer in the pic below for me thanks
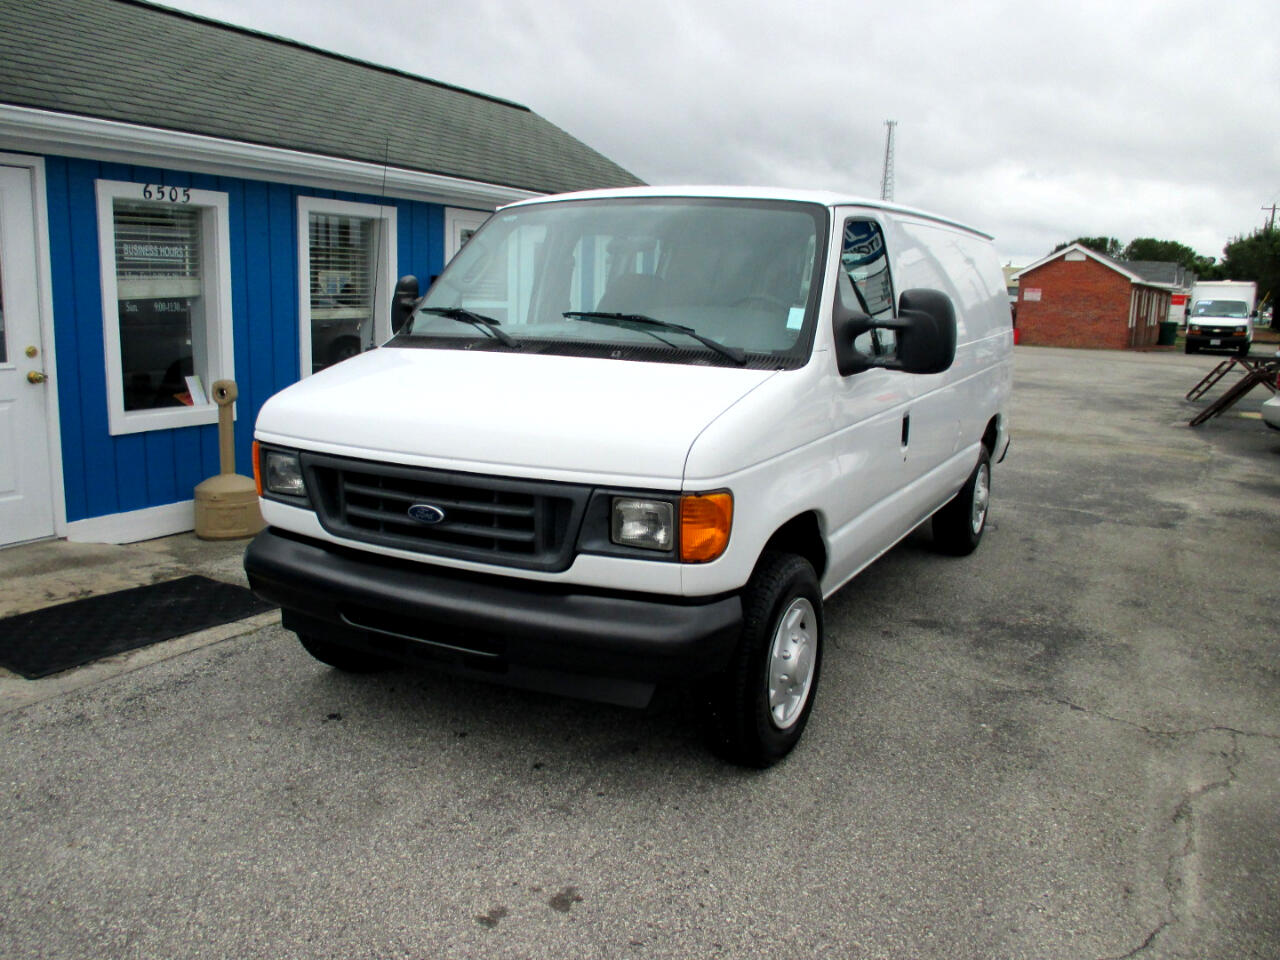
[1191,280,1257,313]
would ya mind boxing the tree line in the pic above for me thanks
[1052,228,1279,315]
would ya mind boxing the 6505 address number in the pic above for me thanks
[142,184,192,203]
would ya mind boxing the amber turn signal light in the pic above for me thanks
[680,492,733,563]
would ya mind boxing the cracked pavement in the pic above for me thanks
[1,346,1277,958]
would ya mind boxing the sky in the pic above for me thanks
[162,0,1280,267]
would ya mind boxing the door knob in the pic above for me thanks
[27,370,47,384]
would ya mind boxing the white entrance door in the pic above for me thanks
[0,164,55,546]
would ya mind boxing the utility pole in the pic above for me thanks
[1263,203,1277,231]
[880,120,897,202]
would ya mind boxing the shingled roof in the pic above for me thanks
[0,0,643,195]
[1016,244,1187,290]
[1122,260,1191,288]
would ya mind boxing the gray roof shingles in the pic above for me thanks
[1122,261,1187,287]
[0,0,644,194]
[1081,248,1186,288]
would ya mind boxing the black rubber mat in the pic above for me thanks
[0,575,275,679]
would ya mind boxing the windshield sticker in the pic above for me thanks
[787,307,805,330]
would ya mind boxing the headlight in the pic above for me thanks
[263,448,307,498]
[611,498,674,551]
[578,489,735,562]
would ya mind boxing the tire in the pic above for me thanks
[1185,343,1198,355]
[1238,342,1251,358]
[704,553,823,768]
[933,446,992,556]
[297,633,393,673]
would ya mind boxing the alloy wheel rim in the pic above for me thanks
[767,597,817,730]
[971,463,990,535]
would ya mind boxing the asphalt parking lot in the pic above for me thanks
[2,346,1277,960]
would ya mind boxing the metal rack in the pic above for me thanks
[1187,356,1280,426]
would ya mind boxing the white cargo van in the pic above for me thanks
[245,187,1013,766]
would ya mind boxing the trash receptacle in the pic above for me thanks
[1158,321,1178,346]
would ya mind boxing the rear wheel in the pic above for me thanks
[1185,343,1199,355]
[704,553,823,768]
[297,634,393,673]
[933,446,992,556]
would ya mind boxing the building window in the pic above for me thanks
[298,198,396,376]
[444,207,490,264]
[96,181,233,435]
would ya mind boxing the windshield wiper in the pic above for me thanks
[419,306,520,348]
[563,311,747,365]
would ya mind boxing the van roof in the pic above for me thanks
[501,185,993,240]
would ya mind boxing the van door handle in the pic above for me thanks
[901,413,910,447]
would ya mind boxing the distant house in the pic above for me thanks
[0,0,642,547]
[1013,244,1179,350]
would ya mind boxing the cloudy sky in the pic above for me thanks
[163,0,1279,266]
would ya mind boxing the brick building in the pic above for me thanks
[1013,243,1175,349]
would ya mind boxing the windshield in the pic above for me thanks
[396,197,827,368]
[1192,299,1249,318]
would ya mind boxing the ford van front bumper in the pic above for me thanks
[244,527,743,706]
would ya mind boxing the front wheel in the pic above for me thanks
[933,446,992,556]
[704,553,823,768]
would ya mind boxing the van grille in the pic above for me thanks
[302,453,590,572]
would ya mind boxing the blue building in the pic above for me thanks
[0,0,641,548]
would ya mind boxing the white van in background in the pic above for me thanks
[1186,280,1258,356]
[245,187,1013,766]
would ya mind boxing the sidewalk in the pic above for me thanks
[0,532,254,619]
[0,532,277,710]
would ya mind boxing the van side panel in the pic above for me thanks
[892,217,1012,478]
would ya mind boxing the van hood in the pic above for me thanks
[255,346,777,485]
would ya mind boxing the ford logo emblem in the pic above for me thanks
[407,503,446,525]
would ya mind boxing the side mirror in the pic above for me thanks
[832,278,957,376]
[893,288,957,374]
[832,273,874,376]
[391,275,421,334]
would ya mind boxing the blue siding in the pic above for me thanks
[398,200,445,289]
[239,178,275,456]
[41,153,450,523]
[66,159,115,521]
[267,183,297,391]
